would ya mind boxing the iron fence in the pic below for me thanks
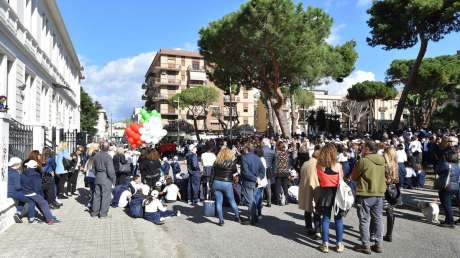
[9,119,33,160]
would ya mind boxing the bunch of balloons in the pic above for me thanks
[125,123,143,149]
[125,108,168,149]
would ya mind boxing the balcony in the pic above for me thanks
[188,65,206,72]
[154,78,181,87]
[154,63,181,72]
[151,95,172,102]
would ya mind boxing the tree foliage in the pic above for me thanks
[80,87,99,135]
[386,54,460,127]
[199,0,357,137]
[367,0,460,129]
[170,86,219,140]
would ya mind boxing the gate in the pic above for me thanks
[44,126,57,151]
[9,119,33,160]
[63,129,78,154]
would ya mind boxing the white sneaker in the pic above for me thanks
[176,210,181,217]
[160,217,165,222]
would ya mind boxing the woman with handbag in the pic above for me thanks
[211,147,241,226]
[316,143,345,253]
[113,147,129,186]
[382,147,400,242]
[436,145,460,228]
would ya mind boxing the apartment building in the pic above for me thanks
[0,0,82,232]
[142,48,255,136]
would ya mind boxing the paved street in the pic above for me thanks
[1,176,460,258]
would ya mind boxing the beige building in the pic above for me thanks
[142,49,255,135]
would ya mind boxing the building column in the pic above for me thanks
[0,112,14,233]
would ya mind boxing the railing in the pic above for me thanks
[8,119,33,160]
[156,63,181,70]
[155,78,181,85]
[223,96,237,102]
[188,65,206,72]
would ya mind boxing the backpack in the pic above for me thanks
[333,179,354,216]
[129,193,145,218]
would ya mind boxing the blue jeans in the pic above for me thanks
[255,187,264,218]
[417,172,426,188]
[144,211,176,224]
[242,181,257,223]
[398,163,406,187]
[8,192,36,220]
[27,194,53,221]
[187,173,201,202]
[322,205,343,244]
[439,189,460,224]
[213,180,240,223]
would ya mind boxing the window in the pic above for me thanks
[192,60,200,70]
[243,104,248,113]
[243,92,248,99]
[168,105,176,114]
[380,112,385,120]
[181,57,185,66]
[319,100,324,106]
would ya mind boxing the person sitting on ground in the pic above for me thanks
[7,157,36,223]
[161,176,181,203]
[21,159,59,224]
[404,164,417,189]
[143,190,180,225]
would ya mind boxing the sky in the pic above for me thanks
[57,0,460,120]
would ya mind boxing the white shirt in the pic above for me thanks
[118,190,132,208]
[288,186,299,201]
[396,150,407,163]
[405,167,417,178]
[409,140,422,154]
[337,153,348,162]
[201,152,217,167]
[163,184,180,201]
[144,199,166,213]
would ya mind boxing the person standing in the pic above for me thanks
[316,144,345,253]
[211,147,241,226]
[396,144,407,188]
[41,148,61,209]
[67,147,83,196]
[241,143,265,225]
[298,145,321,239]
[352,141,387,254]
[143,150,162,189]
[201,144,217,200]
[186,145,201,205]
[90,142,116,219]
[262,138,276,207]
[113,147,129,186]
[55,142,72,199]
[382,147,399,242]
[274,142,290,206]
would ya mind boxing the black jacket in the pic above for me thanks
[113,153,127,172]
[143,160,161,179]
[212,160,237,182]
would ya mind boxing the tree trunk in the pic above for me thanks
[272,88,291,138]
[192,116,200,141]
[267,98,276,136]
[391,36,429,130]
[289,94,298,137]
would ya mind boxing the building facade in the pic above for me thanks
[143,49,255,137]
[95,109,108,140]
[0,0,82,232]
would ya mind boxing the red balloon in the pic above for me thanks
[131,143,137,149]
[132,133,140,141]
[127,137,134,143]
[130,123,141,133]
[136,139,142,145]
[125,127,134,137]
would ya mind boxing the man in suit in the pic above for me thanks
[91,141,116,218]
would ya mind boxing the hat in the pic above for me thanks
[151,190,159,198]
[163,157,168,162]
[24,160,38,168]
[8,157,22,167]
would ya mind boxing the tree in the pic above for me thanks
[170,86,219,141]
[386,54,460,128]
[290,88,314,135]
[80,87,99,135]
[339,100,370,132]
[347,81,398,131]
[367,0,460,129]
[199,0,357,138]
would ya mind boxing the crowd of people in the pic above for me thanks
[6,128,460,254]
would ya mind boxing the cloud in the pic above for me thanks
[82,51,156,120]
[326,24,346,45]
[316,70,376,96]
[357,0,372,7]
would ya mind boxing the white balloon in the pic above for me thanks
[139,128,145,134]
[160,129,167,136]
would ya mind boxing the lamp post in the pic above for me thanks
[174,99,180,144]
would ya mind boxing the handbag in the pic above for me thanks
[385,183,400,205]
[258,177,268,188]
[118,162,131,175]
[435,164,452,190]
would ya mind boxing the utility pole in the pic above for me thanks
[176,98,180,144]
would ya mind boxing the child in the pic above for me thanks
[405,164,417,189]
[171,156,181,181]
[143,190,180,225]
[161,176,181,203]
[415,163,426,189]
[161,157,171,177]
